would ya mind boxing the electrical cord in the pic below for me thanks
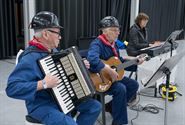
[129,94,164,125]
[130,104,164,125]
[130,104,163,114]
[130,106,139,125]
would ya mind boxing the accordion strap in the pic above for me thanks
[17,46,49,63]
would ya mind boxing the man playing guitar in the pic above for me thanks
[87,16,145,125]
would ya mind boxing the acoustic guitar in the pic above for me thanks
[90,54,149,92]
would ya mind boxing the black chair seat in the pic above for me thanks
[26,115,42,124]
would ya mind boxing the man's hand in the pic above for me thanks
[125,56,144,65]
[102,64,118,82]
[136,53,150,65]
[137,57,145,65]
[122,53,149,65]
[83,59,90,69]
[43,74,59,88]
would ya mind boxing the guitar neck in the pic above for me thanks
[116,59,138,71]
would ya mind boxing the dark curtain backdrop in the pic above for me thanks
[139,0,185,42]
[0,0,17,59]
[36,0,131,49]
[181,0,185,35]
[2,0,185,58]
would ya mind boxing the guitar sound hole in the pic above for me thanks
[111,66,117,71]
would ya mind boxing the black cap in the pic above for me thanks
[99,16,120,29]
[30,11,63,29]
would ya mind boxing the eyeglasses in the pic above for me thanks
[109,28,120,32]
[47,30,61,37]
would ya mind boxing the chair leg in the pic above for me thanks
[129,71,138,81]
[100,93,106,125]
[129,71,133,78]
[135,71,138,81]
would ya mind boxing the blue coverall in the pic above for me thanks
[87,38,139,124]
[6,46,101,125]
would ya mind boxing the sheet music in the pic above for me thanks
[142,50,185,87]
[138,50,177,89]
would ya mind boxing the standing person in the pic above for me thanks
[6,11,101,125]
[127,12,160,56]
[87,16,144,125]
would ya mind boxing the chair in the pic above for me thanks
[25,115,43,125]
[95,92,108,125]
[25,111,80,125]
[76,36,96,50]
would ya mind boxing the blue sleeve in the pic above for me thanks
[6,54,41,101]
[87,41,105,73]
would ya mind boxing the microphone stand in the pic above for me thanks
[167,38,182,95]
[162,67,171,125]
[168,39,173,57]
[163,31,183,125]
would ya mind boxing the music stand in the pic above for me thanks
[142,50,185,125]
[161,29,183,57]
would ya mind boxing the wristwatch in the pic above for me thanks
[42,79,47,89]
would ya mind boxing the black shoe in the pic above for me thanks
[105,101,112,114]
[127,94,139,107]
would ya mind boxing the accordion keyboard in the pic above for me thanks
[39,50,94,114]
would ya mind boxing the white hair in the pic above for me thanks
[102,28,109,33]
[34,29,43,38]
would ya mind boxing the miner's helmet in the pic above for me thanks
[29,11,63,30]
[98,16,120,30]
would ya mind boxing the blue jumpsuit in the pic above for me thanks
[87,38,139,124]
[6,46,101,125]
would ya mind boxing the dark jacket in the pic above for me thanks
[127,24,149,56]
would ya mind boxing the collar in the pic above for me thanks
[98,34,118,57]
[28,37,48,51]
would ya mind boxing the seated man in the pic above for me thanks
[6,11,101,125]
[87,16,144,125]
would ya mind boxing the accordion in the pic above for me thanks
[38,46,95,114]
